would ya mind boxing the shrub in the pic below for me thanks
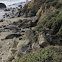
[57,25,62,36]
[52,1,57,7]
[46,3,51,9]
[55,3,62,9]
[45,18,56,29]
[51,13,62,34]
[16,46,62,62]
[45,0,54,3]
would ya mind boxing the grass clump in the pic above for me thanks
[45,13,62,34]
[35,8,62,45]
[55,2,62,9]
[51,13,62,34]
[57,25,62,36]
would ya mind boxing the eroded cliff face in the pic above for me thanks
[22,0,44,17]
[23,0,62,17]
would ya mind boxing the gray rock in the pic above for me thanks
[38,32,49,47]
[0,19,4,22]
[0,45,2,48]
[4,8,10,11]
[8,55,14,61]
[0,3,6,8]
[5,34,21,39]
[18,19,32,28]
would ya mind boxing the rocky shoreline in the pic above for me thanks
[0,17,33,62]
[0,2,28,62]
[0,2,40,62]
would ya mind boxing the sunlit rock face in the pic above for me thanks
[0,3,6,8]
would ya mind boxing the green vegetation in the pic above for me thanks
[35,7,62,45]
[15,0,62,62]
[16,46,62,62]
[57,25,62,36]
[44,12,62,34]
[55,2,62,9]
[23,0,62,16]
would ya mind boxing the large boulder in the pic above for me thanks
[16,29,35,57]
[38,32,49,47]
[17,39,30,57]
[0,3,6,8]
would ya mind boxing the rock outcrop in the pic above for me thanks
[0,3,6,8]
[38,32,49,47]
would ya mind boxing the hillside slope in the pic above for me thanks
[16,0,62,62]
[29,0,62,45]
